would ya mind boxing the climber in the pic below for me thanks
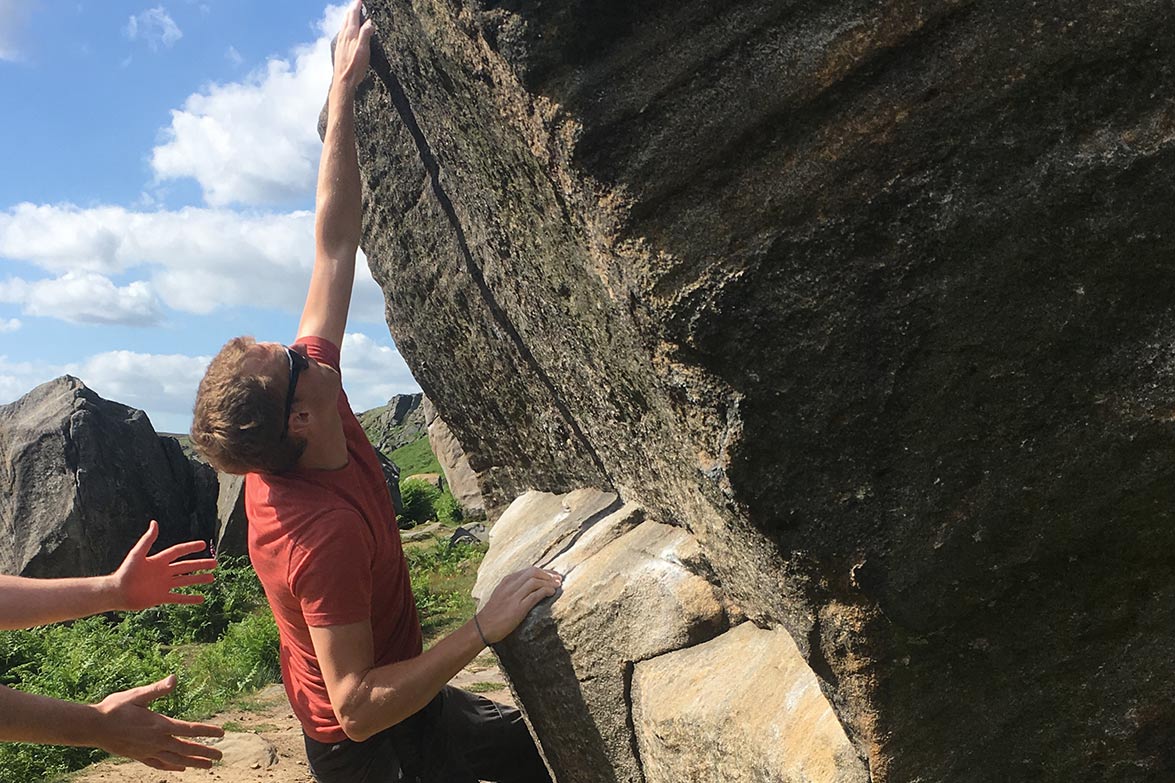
[188,4,557,781]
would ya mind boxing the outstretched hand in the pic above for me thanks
[112,520,217,612]
[333,0,375,94]
[476,566,563,644]
[93,675,224,772]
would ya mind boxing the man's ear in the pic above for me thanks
[288,406,312,438]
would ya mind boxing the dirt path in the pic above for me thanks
[70,654,512,783]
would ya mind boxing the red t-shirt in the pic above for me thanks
[245,336,422,743]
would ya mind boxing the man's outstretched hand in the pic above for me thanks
[334,0,375,95]
[476,566,564,644]
[112,520,217,612]
[92,675,225,772]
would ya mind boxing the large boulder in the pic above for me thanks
[632,622,868,783]
[352,2,1175,780]
[474,489,867,782]
[0,376,216,577]
[423,396,486,518]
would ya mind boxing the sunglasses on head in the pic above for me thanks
[281,345,310,440]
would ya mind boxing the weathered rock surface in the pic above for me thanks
[422,396,486,517]
[206,732,278,770]
[0,377,216,577]
[633,621,868,783]
[214,472,248,557]
[475,490,790,783]
[353,1,1175,780]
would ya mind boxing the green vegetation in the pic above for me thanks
[399,478,464,527]
[0,542,486,783]
[407,540,485,642]
[433,489,462,526]
[464,681,504,694]
[0,557,274,783]
[388,435,442,477]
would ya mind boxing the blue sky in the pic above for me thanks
[0,1,420,433]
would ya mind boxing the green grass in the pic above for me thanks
[464,681,504,694]
[388,435,442,477]
[0,543,486,783]
[409,540,485,644]
[0,557,276,783]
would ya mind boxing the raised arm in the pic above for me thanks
[0,520,215,631]
[297,0,374,348]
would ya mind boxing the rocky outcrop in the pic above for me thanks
[633,622,868,783]
[357,393,426,454]
[422,396,486,517]
[353,1,1175,779]
[474,489,868,782]
[214,472,248,557]
[0,376,216,577]
[403,471,443,490]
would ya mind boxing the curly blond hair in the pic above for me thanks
[190,336,305,474]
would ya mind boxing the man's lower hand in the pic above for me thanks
[92,675,225,771]
[476,567,563,644]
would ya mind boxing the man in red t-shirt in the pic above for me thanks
[189,5,559,781]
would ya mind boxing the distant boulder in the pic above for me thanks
[357,393,426,454]
[423,397,485,518]
[0,376,217,577]
[213,472,248,558]
[404,472,443,491]
[375,448,404,518]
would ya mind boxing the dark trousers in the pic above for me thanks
[304,686,551,783]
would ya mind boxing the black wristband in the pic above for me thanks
[473,613,491,647]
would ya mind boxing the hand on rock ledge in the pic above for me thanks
[332,0,375,96]
[476,566,563,644]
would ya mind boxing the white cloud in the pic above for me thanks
[0,333,420,435]
[79,350,209,432]
[341,332,421,412]
[0,355,55,406]
[150,4,349,207]
[0,271,163,325]
[0,202,387,325]
[125,6,182,51]
[225,45,242,66]
[0,317,19,332]
[0,0,34,63]
[0,350,208,434]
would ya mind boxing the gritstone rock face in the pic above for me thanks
[347,2,1175,779]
